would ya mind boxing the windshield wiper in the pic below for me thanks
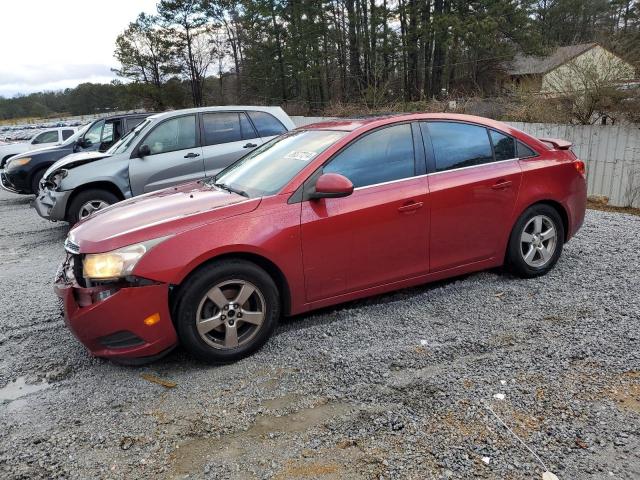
[214,182,248,197]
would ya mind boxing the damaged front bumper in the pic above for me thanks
[1,171,23,194]
[54,254,178,361]
[35,187,72,221]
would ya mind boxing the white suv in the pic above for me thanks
[0,127,78,168]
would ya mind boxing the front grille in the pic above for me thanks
[72,254,86,287]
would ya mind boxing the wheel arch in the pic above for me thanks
[513,199,569,243]
[504,199,570,265]
[170,252,293,322]
[65,181,126,219]
[27,164,51,192]
[532,199,569,243]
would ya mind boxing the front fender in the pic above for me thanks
[132,198,306,313]
[58,159,132,198]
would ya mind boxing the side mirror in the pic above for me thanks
[310,173,354,199]
[138,144,151,157]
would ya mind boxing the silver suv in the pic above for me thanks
[35,106,294,224]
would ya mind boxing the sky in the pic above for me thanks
[0,0,159,98]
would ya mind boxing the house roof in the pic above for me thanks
[507,43,598,76]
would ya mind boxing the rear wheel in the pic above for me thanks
[175,260,280,364]
[506,204,564,278]
[67,189,119,225]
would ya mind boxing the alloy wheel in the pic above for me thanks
[195,279,266,350]
[78,200,110,220]
[520,214,557,268]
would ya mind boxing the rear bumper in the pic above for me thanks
[566,176,587,241]
[55,280,178,360]
[35,187,72,221]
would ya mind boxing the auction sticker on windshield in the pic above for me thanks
[284,151,317,161]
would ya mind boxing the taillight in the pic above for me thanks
[573,160,586,177]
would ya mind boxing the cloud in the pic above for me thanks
[0,64,119,97]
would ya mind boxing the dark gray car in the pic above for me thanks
[35,106,294,224]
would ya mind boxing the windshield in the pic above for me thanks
[212,130,347,198]
[107,119,152,154]
[61,124,90,147]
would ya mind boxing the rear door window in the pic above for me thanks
[62,129,75,140]
[323,123,415,188]
[489,130,516,161]
[424,122,493,172]
[247,111,287,137]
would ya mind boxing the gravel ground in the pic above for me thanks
[0,188,638,480]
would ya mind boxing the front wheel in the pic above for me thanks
[30,169,46,195]
[67,189,119,225]
[175,260,280,364]
[506,204,564,278]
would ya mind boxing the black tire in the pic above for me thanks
[30,169,46,195]
[175,259,280,364]
[66,189,120,225]
[506,203,564,278]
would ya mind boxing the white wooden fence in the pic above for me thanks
[291,116,640,207]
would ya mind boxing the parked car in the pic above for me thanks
[0,127,77,168]
[54,113,587,364]
[1,113,150,196]
[35,106,294,224]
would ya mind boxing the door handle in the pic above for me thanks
[491,180,512,190]
[184,152,200,158]
[398,201,424,213]
[243,143,258,148]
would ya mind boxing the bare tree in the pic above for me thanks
[158,0,211,107]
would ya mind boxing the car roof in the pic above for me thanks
[299,113,516,133]
[148,106,285,121]
[98,113,152,121]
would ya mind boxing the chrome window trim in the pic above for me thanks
[351,157,520,191]
[428,157,520,176]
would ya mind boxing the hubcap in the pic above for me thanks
[195,280,266,350]
[78,200,110,220]
[520,215,557,268]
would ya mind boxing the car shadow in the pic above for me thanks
[109,268,509,370]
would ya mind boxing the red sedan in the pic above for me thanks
[55,114,586,363]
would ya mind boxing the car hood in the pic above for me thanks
[69,181,261,253]
[44,151,112,178]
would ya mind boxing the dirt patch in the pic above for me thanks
[169,400,354,478]
[606,371,640,414]
[587,200,640,216]
[273,444,371,480]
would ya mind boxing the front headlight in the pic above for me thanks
[47,169,68,190]
[82,237,168,280]
[7,157,31,169]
